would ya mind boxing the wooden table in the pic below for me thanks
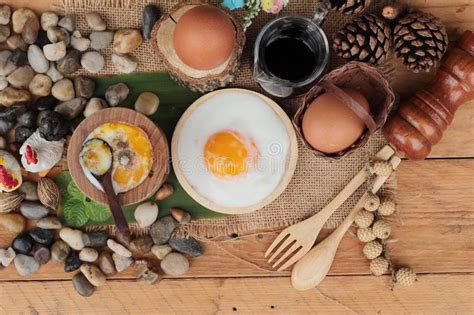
[1,0,473,313]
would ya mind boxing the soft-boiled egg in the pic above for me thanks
[175,90,290,208]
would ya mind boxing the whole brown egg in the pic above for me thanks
[173,5,236,71]
[302,88,370,154]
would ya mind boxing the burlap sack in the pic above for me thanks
[60,0,396,237]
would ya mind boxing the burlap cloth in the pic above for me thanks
[59,0,396,237]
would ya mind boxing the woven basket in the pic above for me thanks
[293,61,395,160]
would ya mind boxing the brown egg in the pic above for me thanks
[173,5,236,71]
[302,88,370,154]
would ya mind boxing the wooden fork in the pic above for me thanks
[291,154,402,290]
[264,145,395,271]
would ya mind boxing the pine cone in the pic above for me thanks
[363,240,383,259]
[355,210,374,228]
[333,14,392,65]
[396,268,417,286]
[364,193,380,212]
[370,256,389,276]
[370,161,393,176]
[373,220,391,239]
[330,0,371,15]
[378,196,396,216]
[357,227,376,242]
[394,12,448,72]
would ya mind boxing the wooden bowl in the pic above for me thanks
[68,107,169,206]
[171,89,298,215]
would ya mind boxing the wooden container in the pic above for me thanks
[152,2,245,93]
[293,62,395,160]
[68,108,169,206]
[383,31,474,160]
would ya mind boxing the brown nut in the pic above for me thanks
[154,183,174,201]
[170,207,191,224]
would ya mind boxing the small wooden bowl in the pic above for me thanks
[68,108,169,206]
[172,89,298,215]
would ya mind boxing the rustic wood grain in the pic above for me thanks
[0,274,473,313]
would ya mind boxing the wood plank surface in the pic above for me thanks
[1,274,473,314]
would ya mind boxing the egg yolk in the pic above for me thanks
[204,131,258,178]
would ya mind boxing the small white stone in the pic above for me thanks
[134,201,159,228]
[107,239,132,257]
[27,45,49,73]
[58,14,75,33]
[0,5,11,25]
[134,92,160,116]
[85,12,106,31]
[70,30,90,52]
[46,62,64,82]
[79,248,99,263]
[90,31,113,50]
[40,11,58,31]
[43,41,66,61]
[81,51,104,74]
[51,78,75,101]
[112,253,134,273]
[0,247,16,267]
[83,97,107,117]
[111,53,137,74]
[151,244,172,260]
[29,74,52,96]
[59,227,85,251]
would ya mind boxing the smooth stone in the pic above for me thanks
[135,260,160,285]
[0,25,10,43]
[43,41,66,61]
[35,30,50,48]
[70,30,90,52]
[81,51,104,73]
[112,253,133,273]
[58,14,75,33]
[12,8,36,34]
[134,92,159,116]
[0,78,6,91]
[86,12,106,31]
[51,240,70,262]
[7,65,34,89]
[64,251,81,272]
[168,237,203,257]
[12,233,34,254]
[22,16,39,44]
[149,215,177,245]
[105,82,129,106]
[79,248,99,262]
[0,5,11,25]
[46,26,70,45]
[72,273,95,297]
[134,201,158,228]
[32,243,50,264]
[113,29,142,54]
[29,227,54,246]
[111,53,137,74]
[83,97,106,117]
[7,35,28,51]
[98,251,116,275]
[0,51,16,76]
[54,97,86,119]
[0,213,26,235]
[46,62,64,82]
[107,239,132,257]
[0,247,15,266]
[81,232,108,248]
[37,216,62,229]
[130,236,153,254]
[59,227,84,250]
[29,74,52,96]
[160,252,189,276]
[40,12,58,31]
[142,5,160,40]
[0,87,30,106]
[151,244,172,260]
[74,76,95,98]
[35,95,58,111]
[80,263,106,287]
[89,31,113,50]
[57,49,81,74]
[20,201,49,220]
[9,48,27,67]
[27,45,49,73]
[51,78,74,101]
[18,180,38,201]
[170,207,191,224]
[14,254,39,276]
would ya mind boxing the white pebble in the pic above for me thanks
[107,239,132,257]
[134,201,159,228]
[81,51,104,73]
[59,227,85,251]
[43,41,66,61]
[40,11,58,31]
[79,248,99,262]
[70,30,90,52]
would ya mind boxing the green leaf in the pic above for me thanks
[84,200,112,223]
[67,182,84,200]
[56,171,72,199]
[63,198,89,228]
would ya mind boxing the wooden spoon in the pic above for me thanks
[80,139,131,245]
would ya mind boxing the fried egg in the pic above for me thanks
[175,90,290,208]
[81,122,153,194]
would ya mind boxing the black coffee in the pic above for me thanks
[264,37,316,82]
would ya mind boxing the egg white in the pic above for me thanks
[176,91,290,208]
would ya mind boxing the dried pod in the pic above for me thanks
[364,193,380,212]
[0,191,24,213]
[37,177,60,210]
[154,183,174,201]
